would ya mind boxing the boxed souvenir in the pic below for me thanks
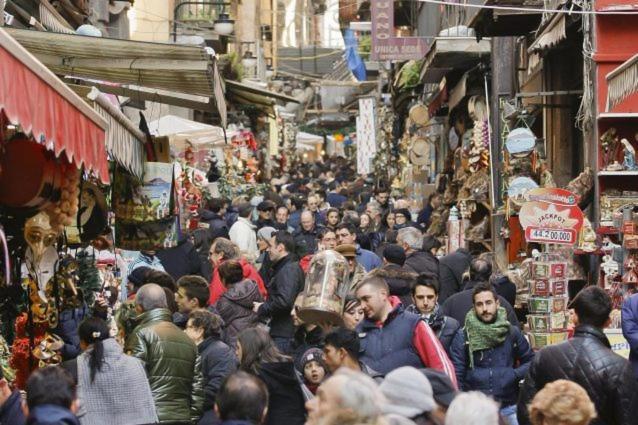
[531,262,566,279]
[299,250,350,325]
[528,296,567,314]
[529,279,567,296]
[529,332,569,350]
[527,312,568,332]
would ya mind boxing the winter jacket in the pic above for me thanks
[356,245,383,272]
[437,248,471,303]
[491,275,517,308]
[406,304,460,355]
[157,236,203,281]
[0,391,26,425]
[52,305,89,360]
[288,211,302,232]
[440,282,519,327]
[517,325,638,425]
[256,362,306,425]
[449,323,533,407]
[125,308,204,423]
[357,303,424,374]
[26,405,80,425]
[374,264,418,307]
[198,336,237,411]
[199,210,229,241]
[229,217,258,259]
[621,294,638,378]
[292,325,325,366]
[209,259,267,305]
[216,279,264,347]
[404,250,439,278]
[293,226,322,255]
[327,191,347,208]
[257,255,305,339]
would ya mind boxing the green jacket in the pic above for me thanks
[125,308,204,424]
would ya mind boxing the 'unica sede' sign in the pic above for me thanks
[371,1,428,61]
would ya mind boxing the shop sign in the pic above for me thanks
[519,191,584,245]
[371,1,428,61]
[605,329,630,359]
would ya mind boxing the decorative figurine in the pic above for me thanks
[622,138,638,170]
[577,218,598,252]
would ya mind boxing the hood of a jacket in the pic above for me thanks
[27,405,80,425]
[136,308,173,326]
[238,258,257,279]
[223,279,262,308]
[200,210,223,222]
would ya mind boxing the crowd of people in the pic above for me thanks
[1,159,637,425]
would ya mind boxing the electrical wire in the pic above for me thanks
[416,0,638,15]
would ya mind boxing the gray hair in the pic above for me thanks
[135,283,168,312]
[366,200,381,216]
[332,368,385,420]
[444,392,500,425]
[212,238,239,260]
[397,227,423,251]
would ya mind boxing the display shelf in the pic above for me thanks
[597,112,638,120]
[573,249,606,256]
[598,170,638,176]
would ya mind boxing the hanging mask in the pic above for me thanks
[24,212,58,266]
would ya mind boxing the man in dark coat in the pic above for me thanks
[406,275,460,355]
[441,267,519,327]
[621,293,638,378]
[254,231,305,354]
[397,227,438,278]
[185,310,237,412]
[293,211,322,255]
[518,286,638,425]
[372,244,417,307]
[199,198,230,241]
[437,248,471,303]
[157,234,203,281]
[450,283,533,424]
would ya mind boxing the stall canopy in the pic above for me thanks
[5,28,227,127]
[419,37,491,84]
[0,27,110,183]
[226,80,300,116]
[469,0,544,38]
[148,115,228,150]
[606,53,638,110]
[296,131,323,151]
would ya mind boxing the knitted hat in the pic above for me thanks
[257,226,277,241]
[383,244,406,266]
[420,369,458,408]
[335,244,357,258]
[394,208,411,220]
[380,366,435,418]
[296,347,327,373]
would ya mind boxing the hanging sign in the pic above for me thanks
[371,1,428,61]
[519,188,584,245]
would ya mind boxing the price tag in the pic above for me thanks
[525,227,576,245]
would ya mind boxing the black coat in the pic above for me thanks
[257,362,306,425]
[405,304,460,355]
[437,248,471,303]
[257,255,305,339]
[404,250,439,278]
[375,264,418,307]
[517,325,638,425]
[157,237,203,281]
[440,282,519,327]
[199,336,237,410]
[291,325,325,367]
[199,210,230,241]
[293,226,321,255]
[216,279,263,347]
[492,275,517,308]
[0,391,25,425]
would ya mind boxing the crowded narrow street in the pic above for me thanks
[0,1,637,425]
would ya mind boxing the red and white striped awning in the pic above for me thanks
[0,27,109,183]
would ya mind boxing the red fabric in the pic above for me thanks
[387,296,458,388]
[0,45,109,183]
[299,254,313,273]
[208,258,267,305]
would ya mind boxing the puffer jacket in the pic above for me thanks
[26,405,79,425]
[374,264,418,307]
[449,323,534,407]
[198,336,237,411]
[517,325,638,425]
[125,308,204,423]
[216,279,264,347]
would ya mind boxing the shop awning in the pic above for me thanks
[4,28,227,126]
[606,53,638,110]
[0,27,110,183]
[526,13,567,75]
[468,0,544,38]
[419,37,491,84]
[226,80,300,116]
[148,115,233,150]
[69,85,146,179]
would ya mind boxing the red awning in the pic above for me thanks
[0,28,109,183]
